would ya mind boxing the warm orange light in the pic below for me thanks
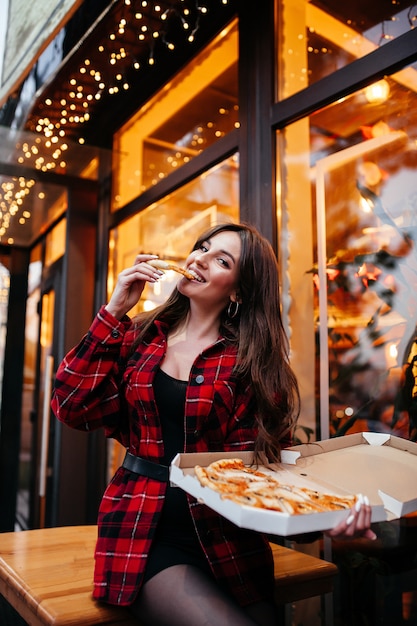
[364,79,390,104]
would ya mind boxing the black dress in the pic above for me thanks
[142,368,213,582]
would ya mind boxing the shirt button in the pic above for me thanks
[110,329,120,338]
[195,374,204,384]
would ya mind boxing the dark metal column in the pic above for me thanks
[238,0,277,249]
[51,182,106,527]
[0,248,30,531]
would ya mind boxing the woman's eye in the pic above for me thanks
[199,244,209,252]
[218,258,229,267]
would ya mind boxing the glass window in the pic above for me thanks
[108,155,239,313]
[0,125,100,246]
[107,154,238,476]
[45,217,67,267]
[277,61,417,443]
[19,246,42,529]
[0,255,10,408]
[112,20,238,210]
[277,0,417,99]
[0,176,68,248]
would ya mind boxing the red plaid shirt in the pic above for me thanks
[51,306,274,607]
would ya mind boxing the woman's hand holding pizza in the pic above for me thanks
[105,254,162,320]
[325,493,377,540]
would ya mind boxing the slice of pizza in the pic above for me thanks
[195,459,282,493]
[148,259,195,280]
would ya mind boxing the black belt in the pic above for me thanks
[122,451,170,482]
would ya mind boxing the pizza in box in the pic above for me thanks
[195,458,357,515]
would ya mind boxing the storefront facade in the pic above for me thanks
[0,0,417,542]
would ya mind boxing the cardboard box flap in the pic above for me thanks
[287,432,417,458]
[280,449,301,465]
[171,450,255,471]
[362,432,391,446]
[282,434,417,517]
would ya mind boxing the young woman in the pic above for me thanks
[51,222,374,626]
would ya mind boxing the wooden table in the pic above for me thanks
[0,525,136,626]
[270,541,337,605]
[0,525,338,625]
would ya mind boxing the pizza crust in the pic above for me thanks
[148,259,194,280]
[194,458,357,515]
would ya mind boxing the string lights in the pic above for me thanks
[0,177,35,243]
[15,1,231,184]
[0,1,231,243]
[8,0,413,245]
[25,0,221,152]
[408,2,417,27]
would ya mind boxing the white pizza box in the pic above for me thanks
[169,432,417,536]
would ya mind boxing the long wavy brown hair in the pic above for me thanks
[131,222,300,463]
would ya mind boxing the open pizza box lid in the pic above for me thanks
[169,432,417,536]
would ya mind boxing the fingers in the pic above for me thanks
[125,262,163,283]
[112,267,158,295]
[105,256,164,319]
[361,528,379,540]
[134,253,159,266]
[132,255,164,281]
[325,494,377,541]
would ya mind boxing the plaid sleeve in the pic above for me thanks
[51,306,133,434]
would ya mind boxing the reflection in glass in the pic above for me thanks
[38,290,55,528]
[278,61,417,442]
[0,125,100,246]
[0,176,67,247]
[45,218,67,268]
[277,0,417,99]
[112,20,238,209]
[108,155,239,315]
[19,248,42,529]
[0,259,9,409]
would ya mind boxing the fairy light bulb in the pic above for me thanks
[364,79,390,103]
[22,0,231,192]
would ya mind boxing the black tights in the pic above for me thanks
[130,564,281,626]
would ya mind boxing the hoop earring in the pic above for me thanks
[227,300,240,319]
